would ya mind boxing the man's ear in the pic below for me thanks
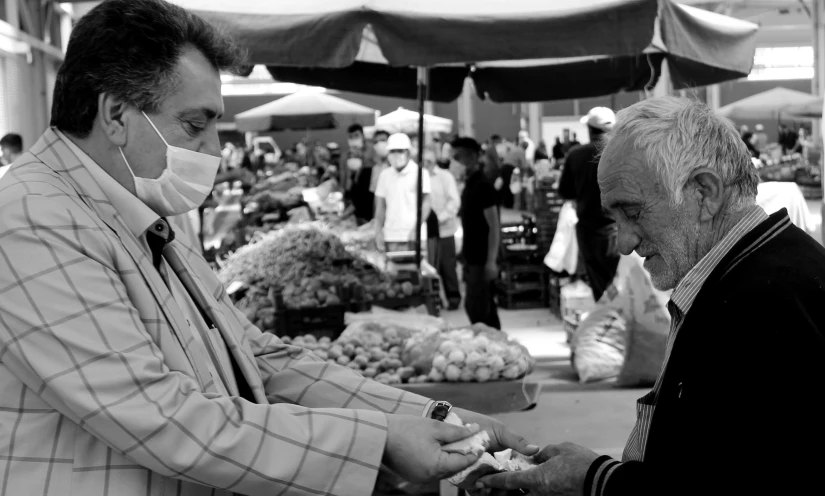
[689,168,725,222]
[97,93,129,147]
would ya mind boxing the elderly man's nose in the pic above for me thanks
[617,228,639,256]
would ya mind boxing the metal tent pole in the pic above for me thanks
[415,67,428,269]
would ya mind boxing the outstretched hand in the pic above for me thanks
[452,408,539,456]
[476,442,600,496]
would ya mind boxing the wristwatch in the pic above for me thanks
[430,401,452,422]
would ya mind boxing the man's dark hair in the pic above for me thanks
[451,137,482,154]
[347,123,364,135]
[51,0,245,138]
[0,133,23,153]
[373,129,390,140]
[490,134,502,142]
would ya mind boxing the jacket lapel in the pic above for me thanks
[31,130,217,392]
[163,239,266,403]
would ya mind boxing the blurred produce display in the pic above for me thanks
[281,319,533,385]
[220,224,422,314]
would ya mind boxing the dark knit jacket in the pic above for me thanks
[586,210,825,496]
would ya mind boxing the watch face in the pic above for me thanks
[432,402,452,421]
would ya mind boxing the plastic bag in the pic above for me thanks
[544,201,579,274]
[570,307,627,383]
[598,253,671,387]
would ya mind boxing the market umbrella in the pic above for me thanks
[234,91,377,132]
[717,88,821,121]
[258,0,757,102]
[372,107,453,135]
[785,97,825,120]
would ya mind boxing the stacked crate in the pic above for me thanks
[533,184,566,257]
[497,261,549,309]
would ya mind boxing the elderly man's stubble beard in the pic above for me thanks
[643,208,703,291]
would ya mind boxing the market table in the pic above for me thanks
[395,380,542,496]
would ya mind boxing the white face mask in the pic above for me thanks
[119,111,220,217]
[388,151,409,170]
[346,157,363,171]
[374,141,389,158]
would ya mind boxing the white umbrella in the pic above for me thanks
[717,87,821,121]
[373,107,453,135]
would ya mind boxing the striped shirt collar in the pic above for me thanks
[670,205,769,316]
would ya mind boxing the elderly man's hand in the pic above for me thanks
[452,408,539,456]
[476,442,600,496]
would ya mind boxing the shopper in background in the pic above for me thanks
[534,140,550,162]
[779,123,798,155]
[0,1,530,494]
[481,95,825,496]
[0,132,23,179]
[369,128,390,194]
[423,148,462,310]
[753,123,768,152]
[736,124,757,158]
[340,128,376,225]
[552,136,565,165]
[374,132,431,252]
[339,123,374,191]
[793,127,815,164]
[518,129,536,163]
[558,107,620,301]
[452,136,501,329]
[485,134,504,184]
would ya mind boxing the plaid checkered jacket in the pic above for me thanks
[0,129,430,496]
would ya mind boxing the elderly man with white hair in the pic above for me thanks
[479,96,825,496]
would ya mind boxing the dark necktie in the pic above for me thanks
[146,219,175,270]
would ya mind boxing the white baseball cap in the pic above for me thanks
[580,107,616,131]
[387,133,412,151]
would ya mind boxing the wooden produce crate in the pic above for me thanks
[497,282,548,310]
[395,380,541,415]
[501,243,542,265]
[270,288,346,340]
[548,272,573,320]
[499,263,547,291]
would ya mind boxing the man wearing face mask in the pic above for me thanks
[340,130,376,225]
[370,129,391,194]
[0,2,539,495]
[374,133,432,252]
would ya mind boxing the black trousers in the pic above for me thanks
[463,264,501,329]
[427,236,461,307]
[575,224,620,302]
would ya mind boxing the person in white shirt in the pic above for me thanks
[423,149,462,309]
[0,133,23,179]
[374,133,431,252]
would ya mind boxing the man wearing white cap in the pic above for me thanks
[558,107,620,301]
[374,132,432,251]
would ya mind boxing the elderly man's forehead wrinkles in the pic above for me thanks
[599,168,646,206]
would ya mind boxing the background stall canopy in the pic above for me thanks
[717,87,823,121]
[234,91,377,133]
[371,107,453,135]
[168,0,756,102]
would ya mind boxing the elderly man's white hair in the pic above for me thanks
[603,96,759,209]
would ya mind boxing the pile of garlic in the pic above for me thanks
[428,331,531,383]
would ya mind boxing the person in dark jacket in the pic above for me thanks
[558,107,620,301]
[479,96,825,496]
